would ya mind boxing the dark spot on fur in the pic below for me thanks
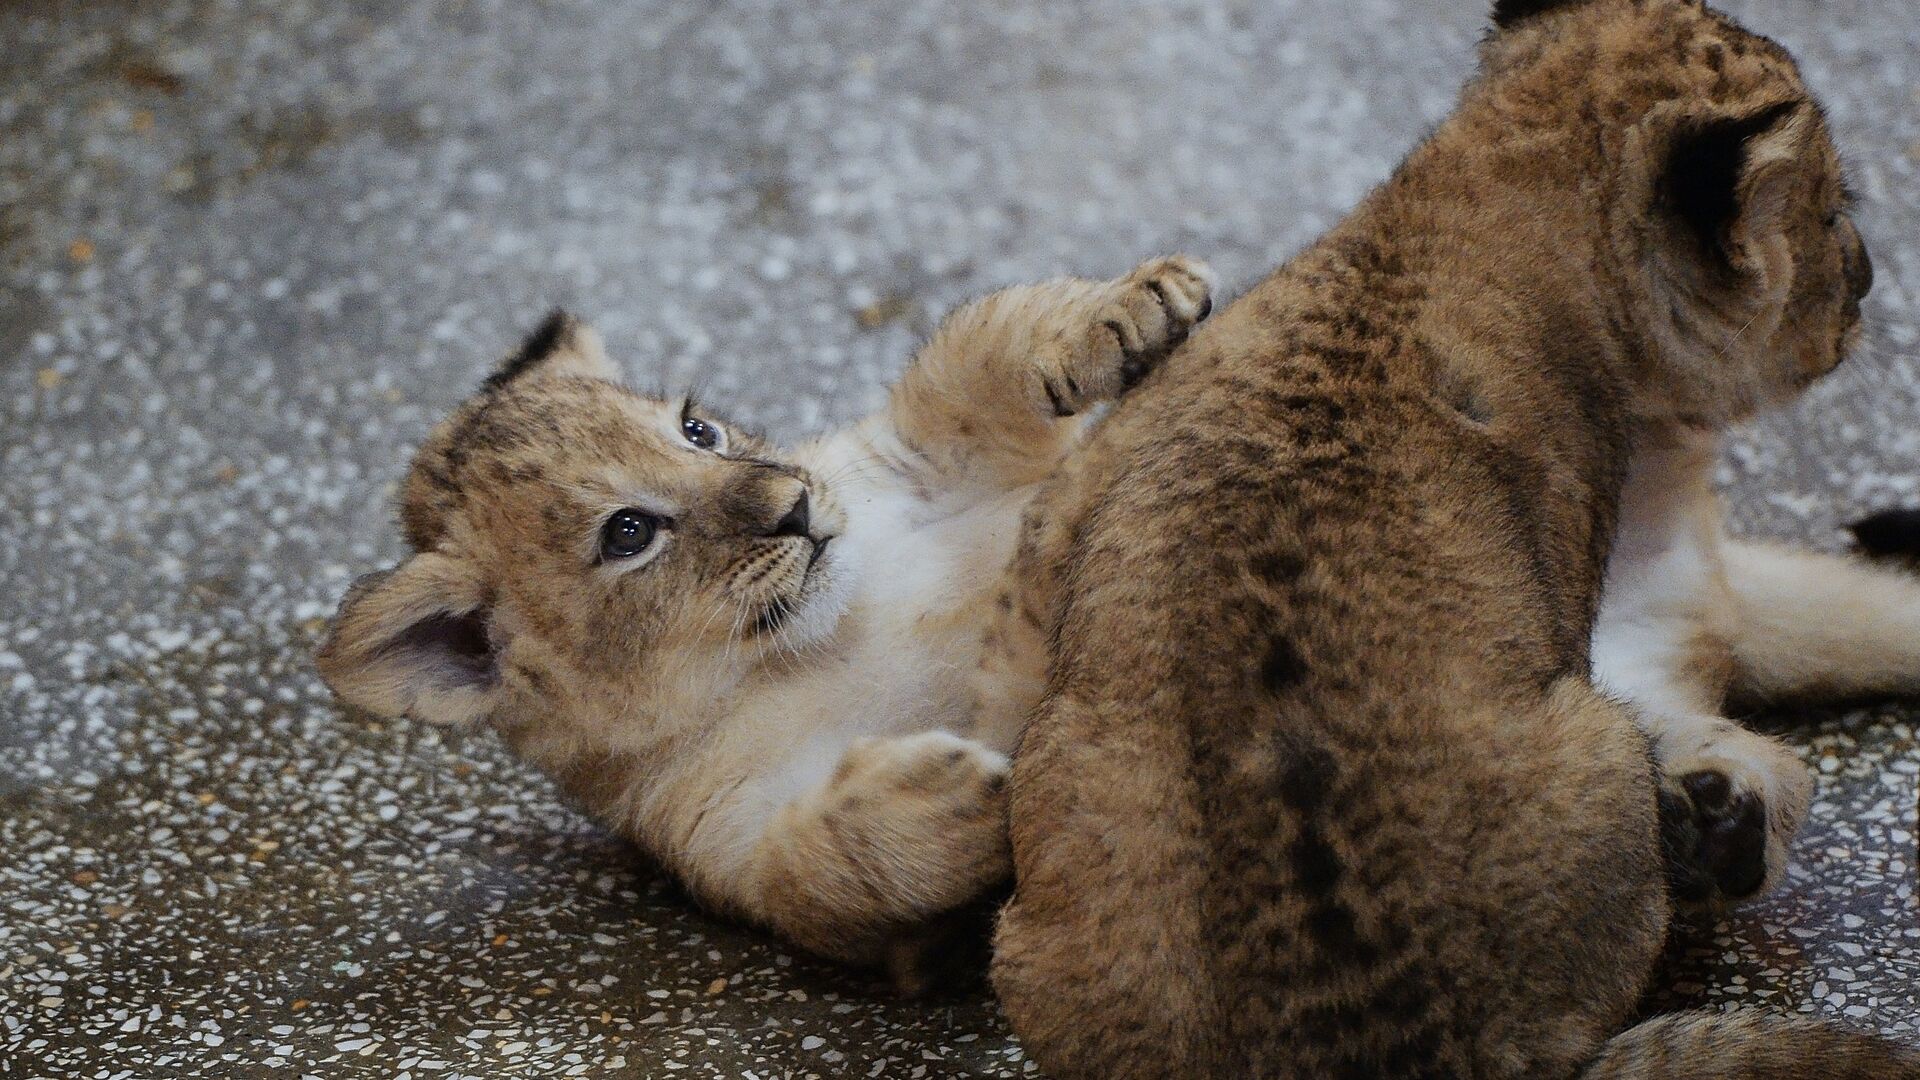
[1288,832,1343,895]
[1260,635,1308,693]
[1280,747,1336,814]
[1304,901,1377,965]
[1442,375,1493,423]
[1378,1027,1451,1077]
[1250,551,1306,585]
[1294,1001,1367,1041]
[419,461,459,492]
[1369,965,1436,1021]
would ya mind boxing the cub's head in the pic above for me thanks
[316,312,850,733]
[1483,0,1873,424]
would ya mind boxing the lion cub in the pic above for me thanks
[987,1,1913,1078]
[316,256,1212,966]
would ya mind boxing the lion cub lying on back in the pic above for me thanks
[316,257,1213,965]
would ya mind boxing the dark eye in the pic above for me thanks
[681,416,719,450]
[600,509,659,560]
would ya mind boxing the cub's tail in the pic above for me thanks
[1580,1011,1920,1079]
[1850,507,1920,559]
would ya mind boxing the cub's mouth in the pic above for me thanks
[752,533,837,636]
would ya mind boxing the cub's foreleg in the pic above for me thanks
[854,256,1212,507]
[1595,435,1810,908]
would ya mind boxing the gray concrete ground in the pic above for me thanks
[3,0,1917,1076]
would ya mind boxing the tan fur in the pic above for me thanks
[988,2,1910,1077]
[316,259,1213,969]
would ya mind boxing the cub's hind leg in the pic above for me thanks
[743,732,1011,966]
[1719,538,1920,707]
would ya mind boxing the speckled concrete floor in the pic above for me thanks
[2,0,1916,1076]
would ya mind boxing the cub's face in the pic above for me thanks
[318,314,851,733]
[1772,153,1873,392]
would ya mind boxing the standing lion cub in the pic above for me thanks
[987,1,1917,1077]
[316,256,1212,967]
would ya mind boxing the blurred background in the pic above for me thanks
[2,0,1915,1075]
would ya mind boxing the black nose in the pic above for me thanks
[770,490,811,538]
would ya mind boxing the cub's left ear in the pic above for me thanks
[1643,98,1810,282]
[314,552,503,728]
[484,309,619,390]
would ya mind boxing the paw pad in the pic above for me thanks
[1660,768,1768,904]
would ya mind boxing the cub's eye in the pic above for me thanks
[681,416,720,450]
[600,509,659,560]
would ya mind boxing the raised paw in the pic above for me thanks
[1035,254,1215,416]
[1657,728,1812,909]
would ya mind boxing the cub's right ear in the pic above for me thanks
[483,309,619,390]
[315,553,501,727]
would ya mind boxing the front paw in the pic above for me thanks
[827,732,1013,912]
[1036,254,1215,416]
[1658,729,1812,909]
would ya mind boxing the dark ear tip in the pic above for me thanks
[1849,508,1920,558]
[1490,0,1587,30]
[485,308,582,391]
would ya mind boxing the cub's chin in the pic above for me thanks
[751,544,854,654]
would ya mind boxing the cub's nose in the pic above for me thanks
[769,489,811,539]
[1850,238,1874,303]
[1841,217,1873,303]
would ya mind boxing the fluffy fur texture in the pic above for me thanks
[987,2,1913,1077]
[316,257,1214,971]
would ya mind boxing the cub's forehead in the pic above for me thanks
[448,381,678,470]
[408,379,685,530]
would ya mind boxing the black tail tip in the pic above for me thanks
[1848,507,1920,558]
